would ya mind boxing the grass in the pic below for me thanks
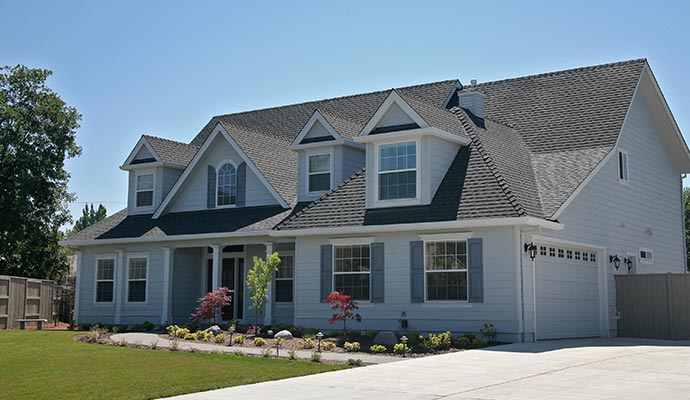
[0,330,346,400]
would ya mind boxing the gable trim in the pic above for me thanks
[290,110,343,150]
[122,137,161,167]
[152,123,288,218]
[359,91,430,136]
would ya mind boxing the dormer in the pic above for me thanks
[290,110,365,202]
[354,90,471,209]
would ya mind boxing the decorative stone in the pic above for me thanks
[204,325,221,335]
[274,330,293,340]
[373,331,398,346]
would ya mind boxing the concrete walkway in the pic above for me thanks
[163,338,690,400]
[110,332,402,364]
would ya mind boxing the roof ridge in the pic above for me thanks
[275,168,366,229]
[450,107,526,217]
[143,134,199,147]
[465,58,647,89]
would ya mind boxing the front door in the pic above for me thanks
[206,257,244,321]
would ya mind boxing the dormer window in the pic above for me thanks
[135,173,154,207]
[377,141,417,201]
[217,162,237,206]
[308,153,332,193]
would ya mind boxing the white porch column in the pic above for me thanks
[73,251,82,323]
[114,249,125,324]
[161,247,174,325]
[211,245,222,290]
[263,242,274,326]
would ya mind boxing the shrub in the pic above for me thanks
[427,331,452,351]
[184,333,196,340]
[84,330,99,343]
[347,358,363,366]
[461,333,476,341]
[393,343,409,355]
[191,287,233,325]
[232,335,245,345]
[182,322,199,332]
[367,330,379,339]
[119,338,128,347]
[311,352,322,362]
[195,330,206,341]
[370,344,387,353]
[321,341,336,351]
[114,324,128,333]
[141,321,155,331]
[261,348,272,358]
[300,337,314,349]
[454,336,472,349]
[169,339,180,351]
[253,337,267,347]
[214,334,227,344]
[324,291,362,339]
[472,338,488,348]
[274,338,285,348]
[344,341,360,352]
[480,323,498,343]
[166,325,176,335]
[288,350,297,360]
[150,340,158,350]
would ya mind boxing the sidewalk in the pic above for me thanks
[110,332,403,364]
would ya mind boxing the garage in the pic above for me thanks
[534,243,601,339]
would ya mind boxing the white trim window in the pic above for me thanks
[618,150,629,182]
[333,244,370,301]
[307,153,331,193]
[95,257,115,303]
[217,162,237,207]
[135,173,154,207]
[127,256,148,303]
[377,141,417,201]
[425,240,468,301]
[639,248,654,265]
[275,254,294,303]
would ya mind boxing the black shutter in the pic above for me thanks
[410,241,424,303]
[320,244,333,300]
[207,166,216,209]
[370,242,385,303]
[236,162,247,206]
[468,238,484,303]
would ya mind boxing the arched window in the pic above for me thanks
[217,162,237,206]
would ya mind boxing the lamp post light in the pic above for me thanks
[316,332,324,352]
[610,255,621,270]
[229,326,235,345]
[400,335,408,357]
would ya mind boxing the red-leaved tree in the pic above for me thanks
[191,287,233,325]
[324,291,362,339]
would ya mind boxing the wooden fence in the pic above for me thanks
[615,273,690,340]
[0,275,57,329]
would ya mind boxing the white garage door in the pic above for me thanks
[535,244,600,339]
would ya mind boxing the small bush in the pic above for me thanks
[311,352,322,363]
[288,350,297,360]
[344,341,361,352]
[472,338,488,348]
[461,333,476,341]
[170,339,180,351]
[232,335,245,345]
[454,336,472,349]
[321,341,336,351]
[141,321,155,331]
[119,338,128,347]
[84,330,99,343]
[369,344,387,353]
[195,330,206,341]
[274,338,285,348]
[113,324,128,333]
[300,337,314,349]
[260,348,272,358]
[253,337,267,347]
[166,325,176,335]
[182,322,199,332]
[480,323,497,343]
[150,340,158,350]
[367,330,379,339]
[347,358,363,366]
[393,343,409,355]
[427,331,452,351]
[214,334,227,344]
[184,333,196,340]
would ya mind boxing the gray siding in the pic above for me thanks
[425,136,461,202]
[172,247,204,324]
[296,145,365,203]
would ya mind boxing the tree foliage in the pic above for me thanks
[0,65,81,280]
[68,203,107,237]
[191,287,233,325]
[324,291,361,339]
[246,252,280,326]
[684,187,690,271]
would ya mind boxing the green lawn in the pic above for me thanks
[0,330,346,399]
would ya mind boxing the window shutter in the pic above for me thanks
[207,166,216,209]
[320,244,333,300]
[468,238,484,303]
[370,242,385,303]
[237,162,247,206]
[410,241,424,303]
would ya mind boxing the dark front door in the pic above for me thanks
[206,257,244,321]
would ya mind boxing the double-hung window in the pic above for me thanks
[275,255,294,303]
[618,150,629,182]
[127,256,147,302]
[308,154,331,192]
[333,244,370,301]
[217,162,237,206]
[425,240,468,301]
[378,141,417,200]
[95,257,115,303]
[135,173,154,207]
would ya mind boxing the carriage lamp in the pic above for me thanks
[524,243,538,260]
[624,257,633,272]
[400,335,409,357]
[610,255,621,270]
[229,326,235,345]
[316,332,324,352]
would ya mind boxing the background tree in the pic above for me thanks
[67,203,107,236]
[684,187,690,271]
[0,65,81,280]
[246,252,280,326]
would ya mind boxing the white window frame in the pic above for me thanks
[126,253,149,304]
[618,149,630,184]
[332,243,372,302]
[374,139,421,206]
[275,252,295,304]
[306,150,333,195]
[135,171,155,209]
[215,159,238,208]
[639,247,654,265]
[94,254,116,305]
[423,239,469,303]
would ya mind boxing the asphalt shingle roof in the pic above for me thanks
[143,135,199,166]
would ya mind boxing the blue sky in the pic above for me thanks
[3,1,690,226]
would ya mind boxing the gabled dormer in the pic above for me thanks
[290,110,365,202]
[354,90,471,209]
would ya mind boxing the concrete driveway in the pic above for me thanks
[166,338,690,400]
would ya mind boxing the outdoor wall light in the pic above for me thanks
[610,255,621,269]
[316,332,324,352]
[624,257,633,272]
[400,335,409,358]
[524,242,538,260]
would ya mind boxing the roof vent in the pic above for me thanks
[457,91,486,119]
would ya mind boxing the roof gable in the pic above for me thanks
[359,91,428,136]
[291,110,342,148]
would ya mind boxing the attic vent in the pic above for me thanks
[457,91,486,119]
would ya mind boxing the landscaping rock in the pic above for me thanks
[274,330,293,340]
[373,331,398,346]
[204,325,221,335]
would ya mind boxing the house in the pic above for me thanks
[62,59,690,342]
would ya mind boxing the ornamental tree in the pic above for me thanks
[190,287,233,325]
[246,252,281,326]
[324,291,362,339]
